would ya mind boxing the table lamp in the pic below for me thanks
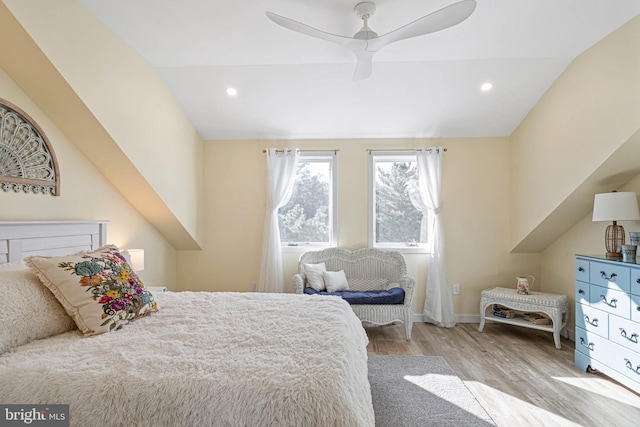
[592,191,640,257]
[123,249,145,271]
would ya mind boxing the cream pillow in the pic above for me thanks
[25,245,157,336]
[304,262,327,291]
[0,269,77,354]
[323,270,349,293]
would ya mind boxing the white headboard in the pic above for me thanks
[0,221,108,263]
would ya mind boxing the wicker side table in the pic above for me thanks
[478,287,569,349]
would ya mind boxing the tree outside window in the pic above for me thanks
[369,153,428,251]
[278,153,336,246]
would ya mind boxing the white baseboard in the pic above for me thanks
[412,313,576,342]
[412,314,481,324]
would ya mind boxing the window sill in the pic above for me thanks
[371,245,431,255]
[281,244,336,253]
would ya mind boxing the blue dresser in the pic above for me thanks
[575,255,640,393]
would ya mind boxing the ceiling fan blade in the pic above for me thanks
[369,0,476,51]
[266,12,365,50]
[352,51,374,81]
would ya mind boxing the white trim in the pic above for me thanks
[374,244,429,254]
[282,244,336,253]
[411,314,577,342]
[413,314,482,324]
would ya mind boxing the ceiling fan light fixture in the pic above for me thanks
[353,27,379,40]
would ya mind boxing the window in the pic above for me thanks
[368,152,428,252]
[278,151,337,248]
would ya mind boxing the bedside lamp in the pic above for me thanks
[592,191,640,257]
[123,249,145,271]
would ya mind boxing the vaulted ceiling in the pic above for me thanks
[77,0,640,141]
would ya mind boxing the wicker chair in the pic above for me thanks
[293,248,415,340]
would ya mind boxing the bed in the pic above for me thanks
[0,221,374,427]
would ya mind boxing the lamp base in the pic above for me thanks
[605,223,625,257]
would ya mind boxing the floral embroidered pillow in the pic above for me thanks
[25,245,157,336]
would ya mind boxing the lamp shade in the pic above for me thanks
[123,249,145,271]
[592,192,640,222]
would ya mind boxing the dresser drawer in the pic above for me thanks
[607,341,640,387]
[575,326,611,364]
[575,281,590,304]
[590,261,630,292]
[576,303,608,338]
[609,314,640,353]
[575,258,590,283]
[632,300,640,323]
[590,284,631,318]
[631,268,640,296]
[575,255,640,395]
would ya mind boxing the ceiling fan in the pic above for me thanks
[266,0,477,81]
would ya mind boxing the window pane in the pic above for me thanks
[373,157,425,246]
[278,158,332,244]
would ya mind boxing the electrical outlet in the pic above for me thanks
[251,282,257,292]
[453,283,460,295]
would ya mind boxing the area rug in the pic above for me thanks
[368,355,495,427]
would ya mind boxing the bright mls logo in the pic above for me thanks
[1,405,69,426]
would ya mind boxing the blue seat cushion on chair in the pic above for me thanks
[303,287,405,305]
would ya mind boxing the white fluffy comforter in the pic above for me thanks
[0,291,374,427]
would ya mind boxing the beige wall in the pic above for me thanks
[178,137,540,318]
[510,15,640,252]
[509,15,640,329]
[541,173,640,330]
[3,0,204,250]
[0,68,177,289]
[3,0,636,323]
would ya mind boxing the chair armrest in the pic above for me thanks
[293,274,305,294]
[399,276,416,307]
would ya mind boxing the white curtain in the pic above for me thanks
[416,147,455,328]
[258,148,299,293]
[408,183,428,244]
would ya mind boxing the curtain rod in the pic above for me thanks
[262,149,340,153]
[366,147,447,153]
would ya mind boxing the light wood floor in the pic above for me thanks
[365,322,640,427]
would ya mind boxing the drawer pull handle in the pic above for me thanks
[625,359,640,374]
[600,295,618,307]
[600,271,617,281]
[578,267,585,272]
[578,289,585,295]
[579,337,594,351]
[637,278,640,284]
[619,329,639,343]
[584,315,599,327]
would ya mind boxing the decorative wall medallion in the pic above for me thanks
[0,99,59,195]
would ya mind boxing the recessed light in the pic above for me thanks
[480,82,493,92]
[226,87,238,97]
